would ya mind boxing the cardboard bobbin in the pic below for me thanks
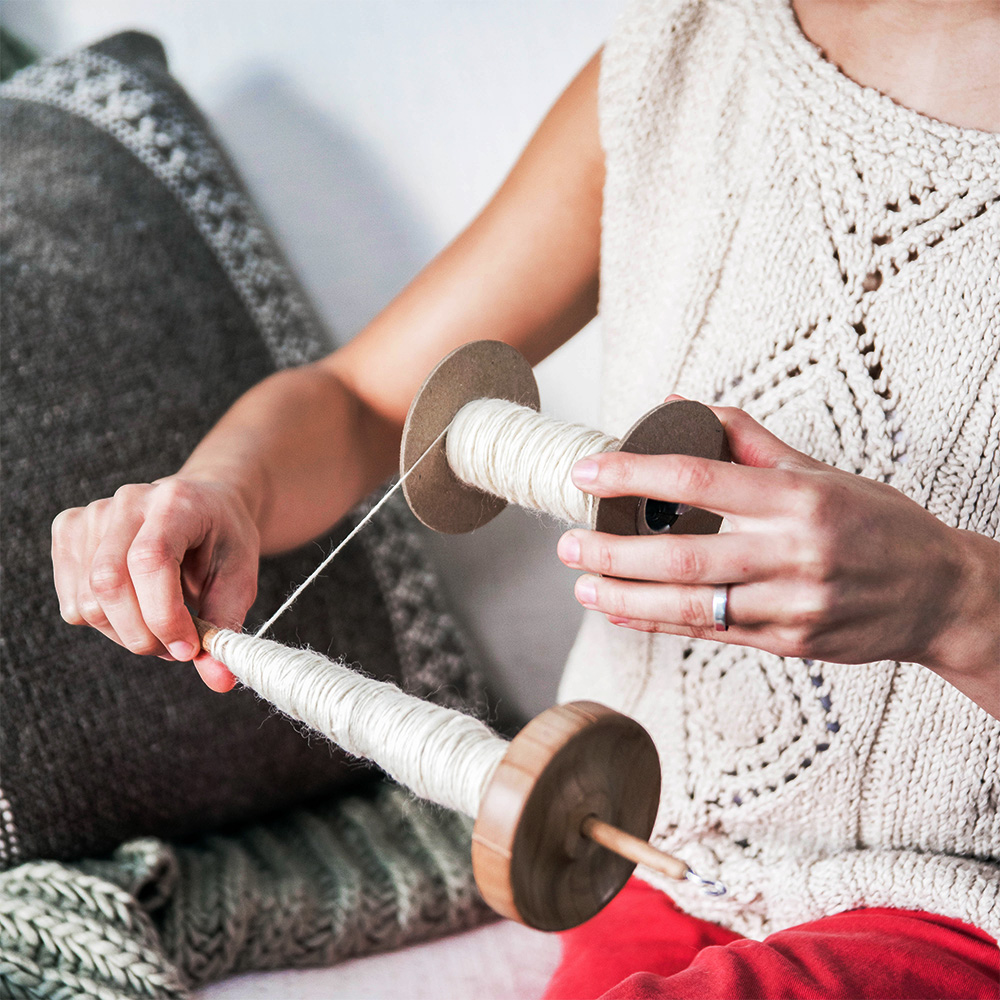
[595,399,726,538]
[401,340,540,534]
[401,340,726,536]
[471,701,661,931]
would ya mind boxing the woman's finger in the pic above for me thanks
[127,511,208,661]
[74,579,128,649]
[195,538,259,634]
[51,507,87,625]
[571,451,807,518]
[573,574,806,631]
[193,651,238,693]
[558,528,787,584]
[602,614,793,657]
[73,501,128,644]
[91,502,169,657]
[189,539,260,694]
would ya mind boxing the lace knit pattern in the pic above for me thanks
[559,0,1000,940]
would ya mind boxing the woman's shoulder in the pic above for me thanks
[599,0,762,153]
[600,0,763,105]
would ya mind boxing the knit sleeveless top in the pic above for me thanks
[559,0,1000,940]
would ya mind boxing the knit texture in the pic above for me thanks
[0,782,492,999]
[0,32,486,868]
[560,0,1000,940]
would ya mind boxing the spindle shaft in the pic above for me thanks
[581,815,689,881]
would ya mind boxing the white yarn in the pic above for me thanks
[207,627,508,818]
[257,401,615,640]
[209,403,620,819]
[446,398,618,525]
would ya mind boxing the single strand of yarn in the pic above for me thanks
[207,627,508,818]
[256,425,447,638]
[446,398,618,524]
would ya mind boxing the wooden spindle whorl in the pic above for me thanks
[471,701,662,931]
[195,618,705,927]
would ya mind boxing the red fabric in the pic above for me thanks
[543,879,1000,1000]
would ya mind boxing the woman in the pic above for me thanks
[52,1,999,996]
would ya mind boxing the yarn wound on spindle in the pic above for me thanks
[205,626,509,818]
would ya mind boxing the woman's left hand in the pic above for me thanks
[558,404,999,712]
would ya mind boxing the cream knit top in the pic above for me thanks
[559,0,1000,940]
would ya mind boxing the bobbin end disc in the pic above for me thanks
[472,701,661,931]
[401,340,540,533]
[594,400,726,537]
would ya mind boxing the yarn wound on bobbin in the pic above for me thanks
[401,340,727,536]
[446,397,616,525]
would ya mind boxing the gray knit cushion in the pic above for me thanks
[0,33,485,868]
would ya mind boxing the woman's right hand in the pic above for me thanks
[51,476,261,692]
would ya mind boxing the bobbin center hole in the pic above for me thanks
[637,498,688,534]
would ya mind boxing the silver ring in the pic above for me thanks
[712,585,730,632]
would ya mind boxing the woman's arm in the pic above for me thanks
[51,50,605,691]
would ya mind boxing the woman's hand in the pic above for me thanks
[51,476,262,692]
[557,404,999,714]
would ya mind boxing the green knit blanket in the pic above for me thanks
[0,783,492,999]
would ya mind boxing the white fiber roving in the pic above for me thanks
[207,627,508,818]
[446,398,618,525]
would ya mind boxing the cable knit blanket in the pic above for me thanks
[0,783,492,999]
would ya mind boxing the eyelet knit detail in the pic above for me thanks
[680,646,841,811]
[561,0,1000,940]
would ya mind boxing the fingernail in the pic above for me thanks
[575,577,598,606]
[169,640,195,660]
[607,616,630,626]
[558,534,581,565]
[572,459,599,486]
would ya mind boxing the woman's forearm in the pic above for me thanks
[177,47,606,556]
[177,363,401,555]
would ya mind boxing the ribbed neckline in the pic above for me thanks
[765,0,1000,161]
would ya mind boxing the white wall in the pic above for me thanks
[2,0,622,718]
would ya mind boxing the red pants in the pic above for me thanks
[543,879,1000,1000]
